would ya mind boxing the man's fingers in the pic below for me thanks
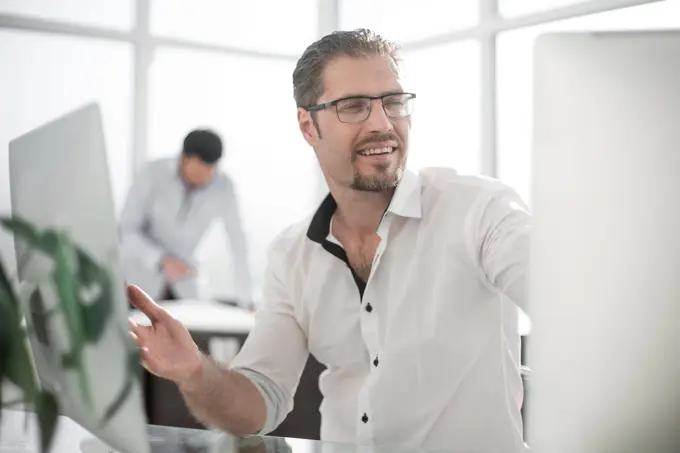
[128,318,153,342]
[129,330,142,346]
[127,285,169,323]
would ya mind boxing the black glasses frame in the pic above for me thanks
[304,92,416,123]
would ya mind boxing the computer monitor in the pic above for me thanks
[8,103,149,453]
[527,31,680,452]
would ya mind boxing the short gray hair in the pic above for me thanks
[292,29,401,108]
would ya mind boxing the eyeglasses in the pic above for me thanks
[304,92,416,124]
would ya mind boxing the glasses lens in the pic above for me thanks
[336,98,371,123]
[383,94,414,118]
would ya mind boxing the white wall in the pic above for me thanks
[0,30,133,277]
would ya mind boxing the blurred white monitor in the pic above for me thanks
[9,103,149,453]
[527,31,680,453]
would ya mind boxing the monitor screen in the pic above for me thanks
[8,103,149,453]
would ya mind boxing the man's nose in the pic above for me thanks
[364,99,393,132]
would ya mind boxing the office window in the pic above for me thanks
[499,0,590,17]
[0,30,132,273]
[401,41,481,174]
[150,0,317,55]
[0,0,134,30]
[340,0,478,43]
[497,0,680,205]
[148,48,319,299]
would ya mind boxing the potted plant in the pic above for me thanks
[0,217,140,453]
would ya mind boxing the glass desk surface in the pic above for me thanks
[0,410,450,453]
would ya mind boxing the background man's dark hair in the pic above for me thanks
[182,129,223,164]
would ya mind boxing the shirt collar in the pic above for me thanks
[306,169,422,244]
[385,168,422,219]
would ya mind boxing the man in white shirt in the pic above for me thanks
[128,28,531,453]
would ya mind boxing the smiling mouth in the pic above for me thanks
[357,146,395,156]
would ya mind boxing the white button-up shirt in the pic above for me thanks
[230,167,531,453]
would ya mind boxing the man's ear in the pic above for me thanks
[298,108,320,145]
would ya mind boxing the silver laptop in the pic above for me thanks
[8,103,149,453]
[527,31,680,452]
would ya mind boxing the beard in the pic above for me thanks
[330,130,407,192]
[350,160,404,192]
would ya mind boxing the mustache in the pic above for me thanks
[355,132,401,150]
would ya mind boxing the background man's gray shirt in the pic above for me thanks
[119,157,252,304]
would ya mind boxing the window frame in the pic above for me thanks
[0,0,660,192]
[0,0,659,182]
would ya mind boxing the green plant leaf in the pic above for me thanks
[0,256,20,314]
[48,231,95,409]
[35,391,59,453]
[0,219,59,453]
[0,255,39,418]
[0,299,15,378]
[5,331,38,400]
[102,348,141,425]
[48,232,85,339]
[60,351,78,368]
[81,296,112,343]
[0,259,19,407]
[0,258,21,360]
[76,249,112,343]
[0,218,45,254]
[0,253,36,410]
[0,218,123,424]
[0,316,14,410]
[102,374,133,425]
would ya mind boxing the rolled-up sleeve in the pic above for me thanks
[229,238,309,434]
[234,368,288,435]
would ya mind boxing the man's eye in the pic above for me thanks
[339,101,368,112]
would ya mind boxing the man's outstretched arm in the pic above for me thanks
[178,354,267,435]
[127,241,308,436]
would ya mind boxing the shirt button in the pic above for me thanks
[373,356,379,367]
[365,303,373,313]
[361,413,369,423]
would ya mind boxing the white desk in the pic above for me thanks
[129,300,255,366]
[129,300,255,334]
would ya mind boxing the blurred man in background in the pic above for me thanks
[120,129,252,308]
